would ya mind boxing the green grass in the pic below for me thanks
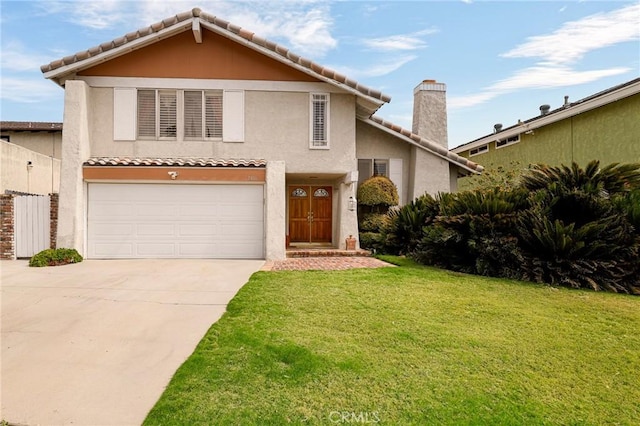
[144,257,640,425]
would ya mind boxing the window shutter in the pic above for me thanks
[113,88,136,141]
[184,91,203,139]
[158,91,177,138]
[222,90,244,142]
[311,93,328,147]
[205,91,223,138]
[137,90,156,139]
[389,158,403,205]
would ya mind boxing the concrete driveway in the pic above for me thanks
[1,258,264,425]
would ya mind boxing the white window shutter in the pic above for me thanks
[389,158,403,205]
[223,90,244,142]
[113,88,136,141]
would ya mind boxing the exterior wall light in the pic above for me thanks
[349,196,357,211]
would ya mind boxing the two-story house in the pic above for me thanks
[41,8,481,260]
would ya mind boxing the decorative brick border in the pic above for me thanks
[50,193,58,249]
[0,194,16,260]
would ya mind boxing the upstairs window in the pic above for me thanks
[184,91,223,139]
[496,134,520,149]
[137,89,176,140]
[469,144,488,157]
[310,93,329,148]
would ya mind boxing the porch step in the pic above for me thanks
[286,248,371,258]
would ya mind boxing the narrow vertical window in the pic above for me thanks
[158,91,177,138]
[184,91,203,139]
[310,93,329,148]
[205,91,223,138]
[137,90,156,139]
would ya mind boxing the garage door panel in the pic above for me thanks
[136,204,179,218]
[179,224,218,236]
[91,223,134,237]
[137,223,175,236]
[88,183,264,259]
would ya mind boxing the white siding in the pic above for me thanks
[223,90,244,142]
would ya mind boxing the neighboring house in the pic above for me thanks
[1,122,62,195]
[41,8,481,260]
[452,77,640,189]
[1,121,63,159]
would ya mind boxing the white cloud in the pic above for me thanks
[0,77,62,103]
[39,0,338,57]
[502,3,640,65]
[490,65,631,92]
[362,29,438,51]
[1,42,53,72]
[330,55,418,79]
[41,0,132,30]
[449,65,630,109]
[451,3,639,109]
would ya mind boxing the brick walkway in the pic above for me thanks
[262,256,393,271]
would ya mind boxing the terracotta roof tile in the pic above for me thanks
[368,116,483,174]
[41,8,391,104]
[83,157,267,168]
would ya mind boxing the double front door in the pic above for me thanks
[288,186,332,243]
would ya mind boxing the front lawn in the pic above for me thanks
[144,257,640,425]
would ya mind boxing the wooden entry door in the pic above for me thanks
[289,186,332,243]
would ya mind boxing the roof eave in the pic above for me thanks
[43,20,194,86]
[361,117,482,175]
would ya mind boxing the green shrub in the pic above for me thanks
[29,248,83,267]
[359,213,388,232]
[382,194,439,255]
[358,232,384,251]
[357,176,399,208]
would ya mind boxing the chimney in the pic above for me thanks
[412,79,448,148]
[494,123,503,133]
[539,104,551,115]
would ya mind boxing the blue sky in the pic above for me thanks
[1,0,639,148]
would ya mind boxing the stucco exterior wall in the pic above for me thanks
[265,161,286,260]
[1,141,61,195]
[57,80,92,253]
[410,147,451,198]
[355,120,411,203]
[87,85,357,174]
[0,131,62,159]
[457,93,640,189]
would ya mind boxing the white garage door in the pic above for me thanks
[87,183,264,259]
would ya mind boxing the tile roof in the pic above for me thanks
[83,157,266,167]
[41,8,391,104]
[366,116,484,174]
[1,121,63,131]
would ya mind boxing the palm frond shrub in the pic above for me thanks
[517,161,640,294]
[382,194,439,255]
[414,188,529,278]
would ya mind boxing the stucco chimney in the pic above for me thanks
[412,79,448,148]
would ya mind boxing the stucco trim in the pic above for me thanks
[83,166,266,182]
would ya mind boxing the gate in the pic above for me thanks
[14,195,50,258]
